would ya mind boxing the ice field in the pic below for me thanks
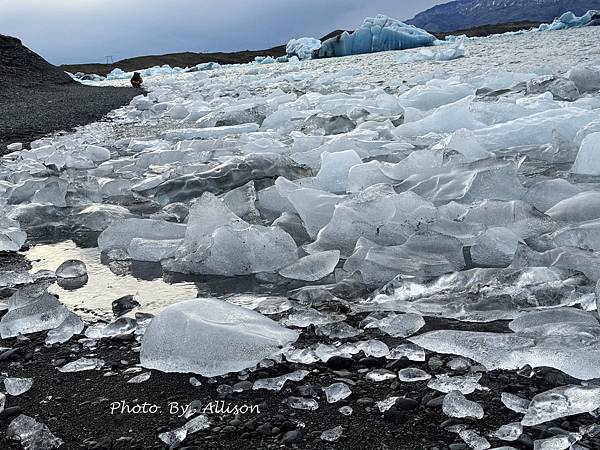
[2,25,600,449]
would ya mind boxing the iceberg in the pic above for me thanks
[140,298,298,376]
[318,15,436,58]
[286,37,321,60]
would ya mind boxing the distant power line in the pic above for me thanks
[105,55,114,64]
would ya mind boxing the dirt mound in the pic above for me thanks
[0,34,74,86]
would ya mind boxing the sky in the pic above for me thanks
[0,0,446,65]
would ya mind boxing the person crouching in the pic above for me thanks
[131,72,143,88]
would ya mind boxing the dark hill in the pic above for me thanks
[0,34,137,153]
[407,0,600,32]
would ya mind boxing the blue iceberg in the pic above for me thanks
[286,37,322,60]
[538,10,600,31]
[318,15,436,58]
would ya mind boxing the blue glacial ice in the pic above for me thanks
[286,37,322,60]
[318,15,436,58]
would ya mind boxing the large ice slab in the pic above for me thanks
[140,298,298,376]
[318,15,435,58]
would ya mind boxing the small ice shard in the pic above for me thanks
[457,428,491,450]
[365,313,425,337]
[86,317,137,339]
[189,377,202,387]
[494,423,523,442]
[366,369,397,382]
[522,385,600,426]
[57,358,105,373]
[158,428,187,448]
[546,191,600,223]
[376,397,401,412]
[443,390,484,419]
[140,298,298,377]
[572,132,600,175]
[278,250,340,282]
[0,392,5,412]
[45,312,84,345]
[6,414,63,450]
[283,308,345,328]
[398,368,431,382]
[98,218,186,252]
[183,415,211,434]
[284,347,319,364]
[339,405,353,416]
[427,373,484,394]
[388,343,426,361]
[56,259,87,279]
[4,377,34,396]
[316,322,362,339]
[321,426,344,442]
[252,370,309,391]
[128,372,151,383]
[533,434,581,450]
[324,382,352,403]
[501,392,530,414]
[287,396,319,410]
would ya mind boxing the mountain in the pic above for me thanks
[407,0,600,32]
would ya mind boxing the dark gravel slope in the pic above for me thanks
[0,34,138,154]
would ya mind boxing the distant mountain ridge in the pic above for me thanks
[407,0,600,32]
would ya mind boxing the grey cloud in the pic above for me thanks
[0,0,445,64]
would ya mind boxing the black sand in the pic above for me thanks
[0,34,138,155]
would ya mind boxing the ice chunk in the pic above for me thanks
[398,368,431,382]
[98,219,186,252]
[127,238,182,262]
[427,373,484,394]
[524,180,582,213]
[434,128,493,163]
[140,298,298,376]
[522,385,600,426]
[286,37,321,60]
[58,358,105,373]
[6,415,63,450]
[366,369,397,382]
[0,287,71,339]
[571,132,600,175]
[388,343,426,361]
[546,191,600,223]
[45,312,84,345]
[323,382,352,403]
[0,214,27,252]
[56,259,87,279]
[533,434,581,450]
[469,227,520,268]
[128,372,151,383]
[318,15,435,58]
[568,63,600,93]
[357,339,390,358]
[494,423,523,442]
[501,392,530,414]
[316,150,362,193]
[252,370,309,391]
[4,377,33,396]
[443,390,484,419]
[287,397,319,410]
[396,38,465,64]
[364,313,425,337]
[72,204,134,232]
[320,426,344,442]
[279,250,339,281]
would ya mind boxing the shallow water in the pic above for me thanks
[24,241,199,319]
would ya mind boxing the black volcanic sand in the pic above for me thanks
[1,313,599,450]
[0,34,138,155]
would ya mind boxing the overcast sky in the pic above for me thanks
[0,0,446,65]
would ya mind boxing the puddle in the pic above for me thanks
[24,240,199,319]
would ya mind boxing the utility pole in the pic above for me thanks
[105,55,114,65]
